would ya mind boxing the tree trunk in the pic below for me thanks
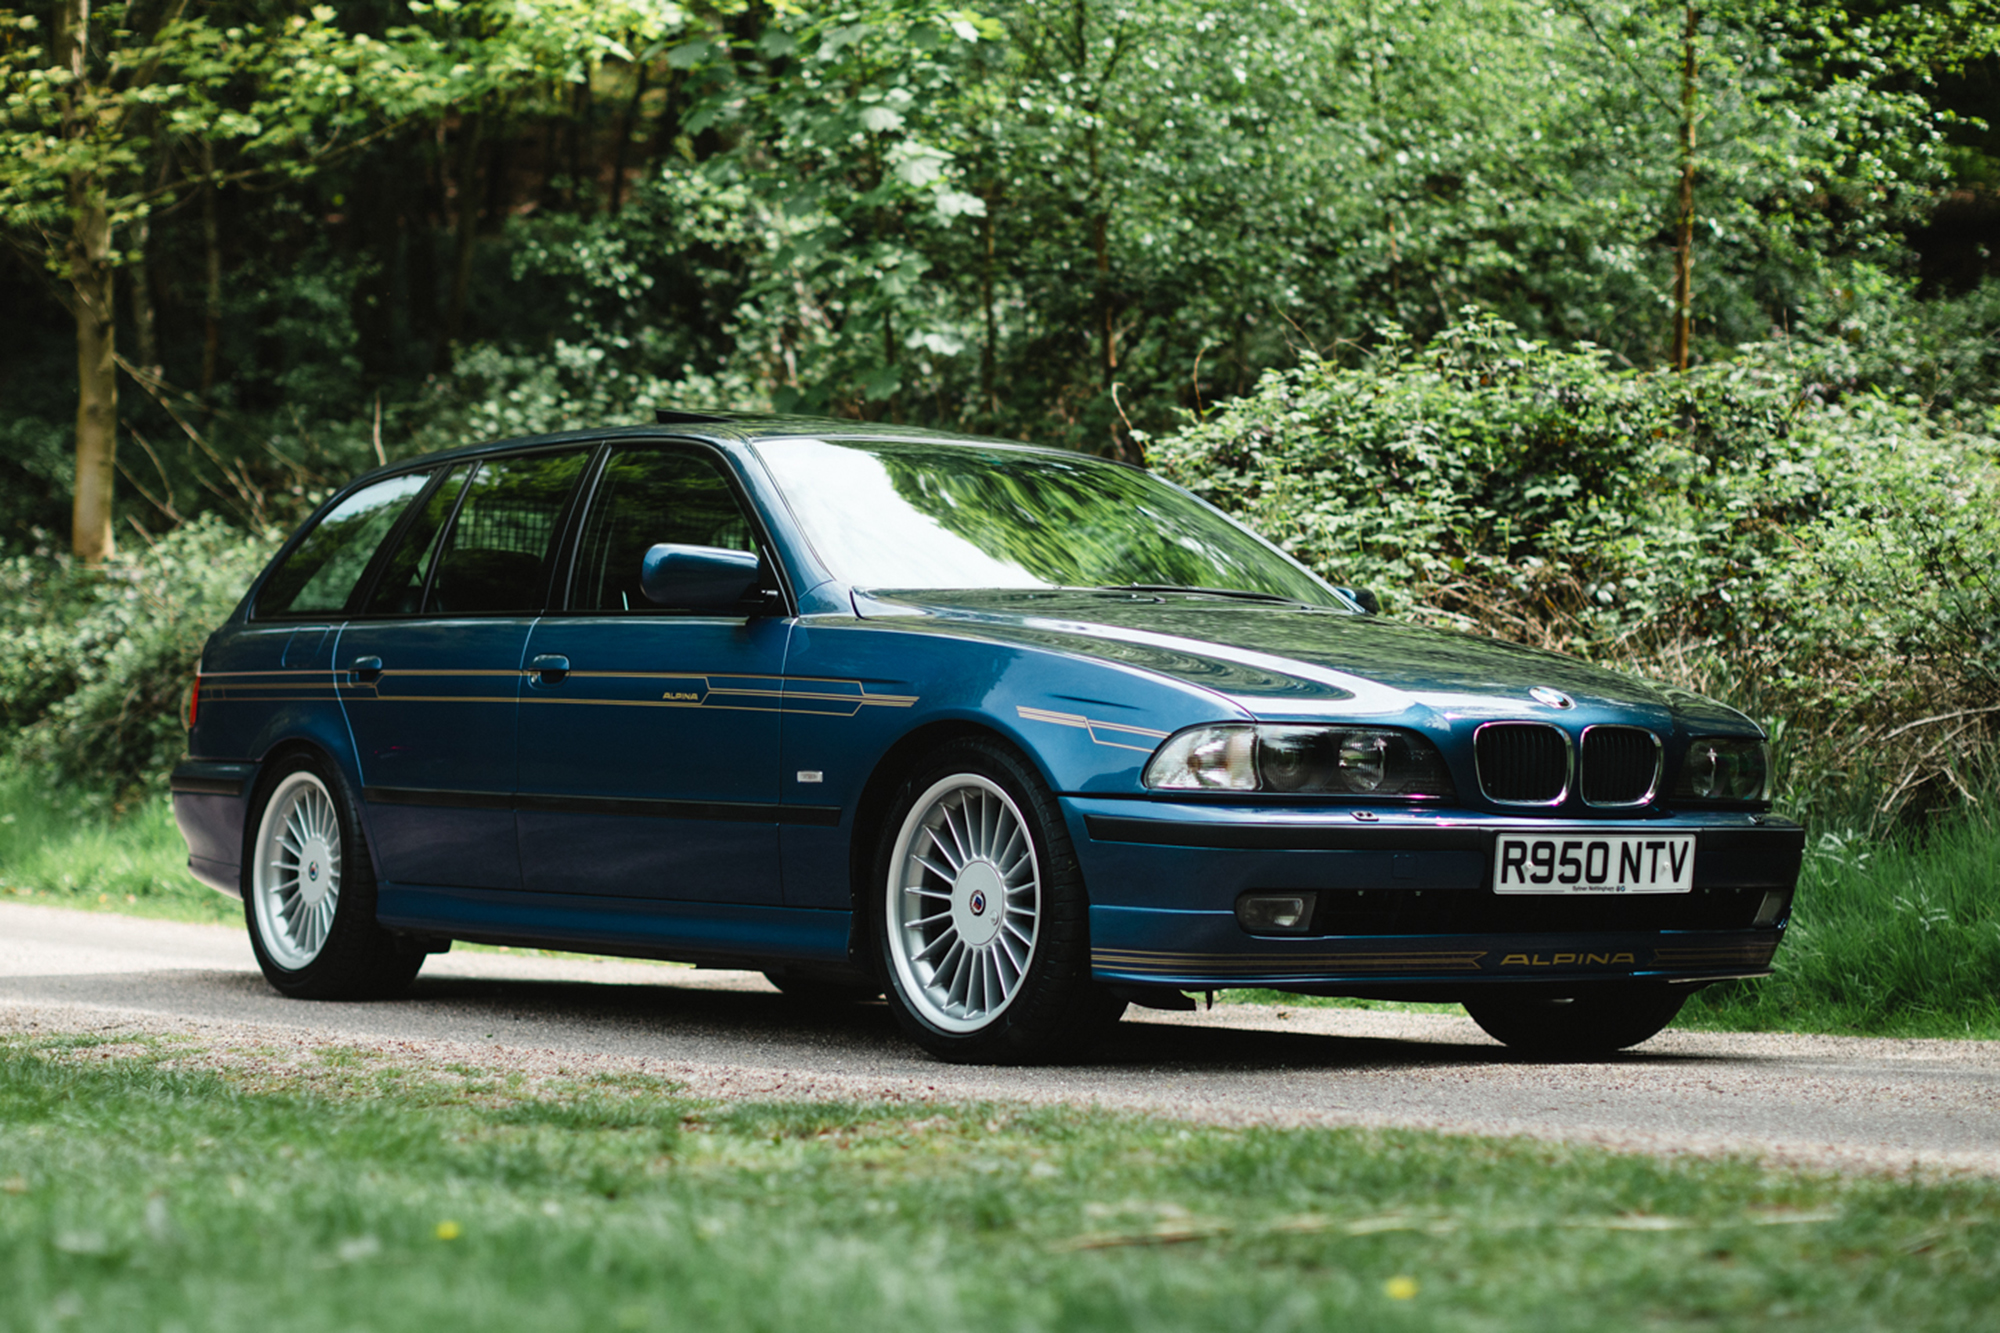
[1672,3,1697,373]
[980,188,998,419]
[609,51,648,215]
[70,196,118,565]
[199,138,224,401]
[59,0,116,563]
[881,308,898,423]
[440,108,485,371]
[128,212,161,379]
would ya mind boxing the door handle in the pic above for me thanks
[348,655,383,683]
[528,654,570,685]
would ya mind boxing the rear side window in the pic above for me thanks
[570,448,758,612]
[427,451,591,614]
[363,464,474,615]
[254,472,432,618]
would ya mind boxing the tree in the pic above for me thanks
[0,0,679,561]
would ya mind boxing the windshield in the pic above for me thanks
[753,438,1338,605]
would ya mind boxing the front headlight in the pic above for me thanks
[1143,724,1454,798]
[1673,736,1770,803]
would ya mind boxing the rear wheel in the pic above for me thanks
[1463,983,1687,1057]
[243,753,424,1000]
[874,738,1124,1063]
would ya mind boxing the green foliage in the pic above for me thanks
[1152,314,2000,828]
[4,0,1996,545]
[0,517,276,802]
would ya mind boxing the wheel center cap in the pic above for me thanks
[951,860,1006,948]
[297,836,334,908]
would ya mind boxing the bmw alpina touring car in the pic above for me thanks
[172,412,1803,1063]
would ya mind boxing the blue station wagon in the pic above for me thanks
[172,412,1804,1063]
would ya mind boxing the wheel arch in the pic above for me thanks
[845,718,1053,969]
[243,736,378,888]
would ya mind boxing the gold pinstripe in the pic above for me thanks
[1016,704,1168,753]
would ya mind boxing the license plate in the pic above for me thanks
[1491,832,1695,894]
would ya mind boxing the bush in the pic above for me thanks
[0,517,278,805]
[1151,314,2000,830]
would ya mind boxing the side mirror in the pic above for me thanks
[1335,586,1381,615]
[640,543,764,611]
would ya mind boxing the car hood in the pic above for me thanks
[852,588,1751,729]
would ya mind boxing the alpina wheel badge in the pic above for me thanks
[969,889,987,915]
[308,862,319,881]
[1530,686,1575,709]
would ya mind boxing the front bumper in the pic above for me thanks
[1065,796,1803,994]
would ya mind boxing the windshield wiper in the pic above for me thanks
[1090,583,1306,605]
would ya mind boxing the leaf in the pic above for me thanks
[666,39,710,70]
[860,105,905,134]
[933,189,986,220]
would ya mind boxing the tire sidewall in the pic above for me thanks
[870,737,1105,1062]
[240,750,400,998]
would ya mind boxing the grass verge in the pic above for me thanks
[0,770,231,923]
[4,1033,2000,1333]
[1679,815,2000,1038]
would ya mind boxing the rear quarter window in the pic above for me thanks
[255,472,433,618]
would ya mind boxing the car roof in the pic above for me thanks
[340,411,1117,491]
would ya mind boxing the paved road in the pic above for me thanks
[5,901,1997,1175]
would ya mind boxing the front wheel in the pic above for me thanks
[243,753,424,1000]
[1462,983,1687,1058]
[874,738,1124,1064]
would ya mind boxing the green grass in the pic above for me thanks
[1680,815,2000,1039]
[4,1034,2000,1333]
[5,765,2000,1038]
[0,769,232,923]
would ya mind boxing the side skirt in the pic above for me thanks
[375,884,852,969]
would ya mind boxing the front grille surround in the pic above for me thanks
[1579,725,1663,807]
[1473,721,1572,806]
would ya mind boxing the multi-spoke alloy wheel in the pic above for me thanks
[251,771,344,969]
[873,738,1125,1063]
[242,754,425,1000]
[886,774,1042,1033]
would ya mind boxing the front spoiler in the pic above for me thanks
[1088,905,1779,992]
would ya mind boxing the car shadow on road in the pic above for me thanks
[2,967,1749,1075]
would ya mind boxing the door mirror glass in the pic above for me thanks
[640,543,763,611]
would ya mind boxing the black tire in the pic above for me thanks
[871,736,1126,1064]
[241,751,425,1000]
[1462,983,1688,1058]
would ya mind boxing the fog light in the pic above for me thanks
[1752,891,1790,927]
[1236,892,1318,935]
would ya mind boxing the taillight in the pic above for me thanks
[186,673,201,729]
